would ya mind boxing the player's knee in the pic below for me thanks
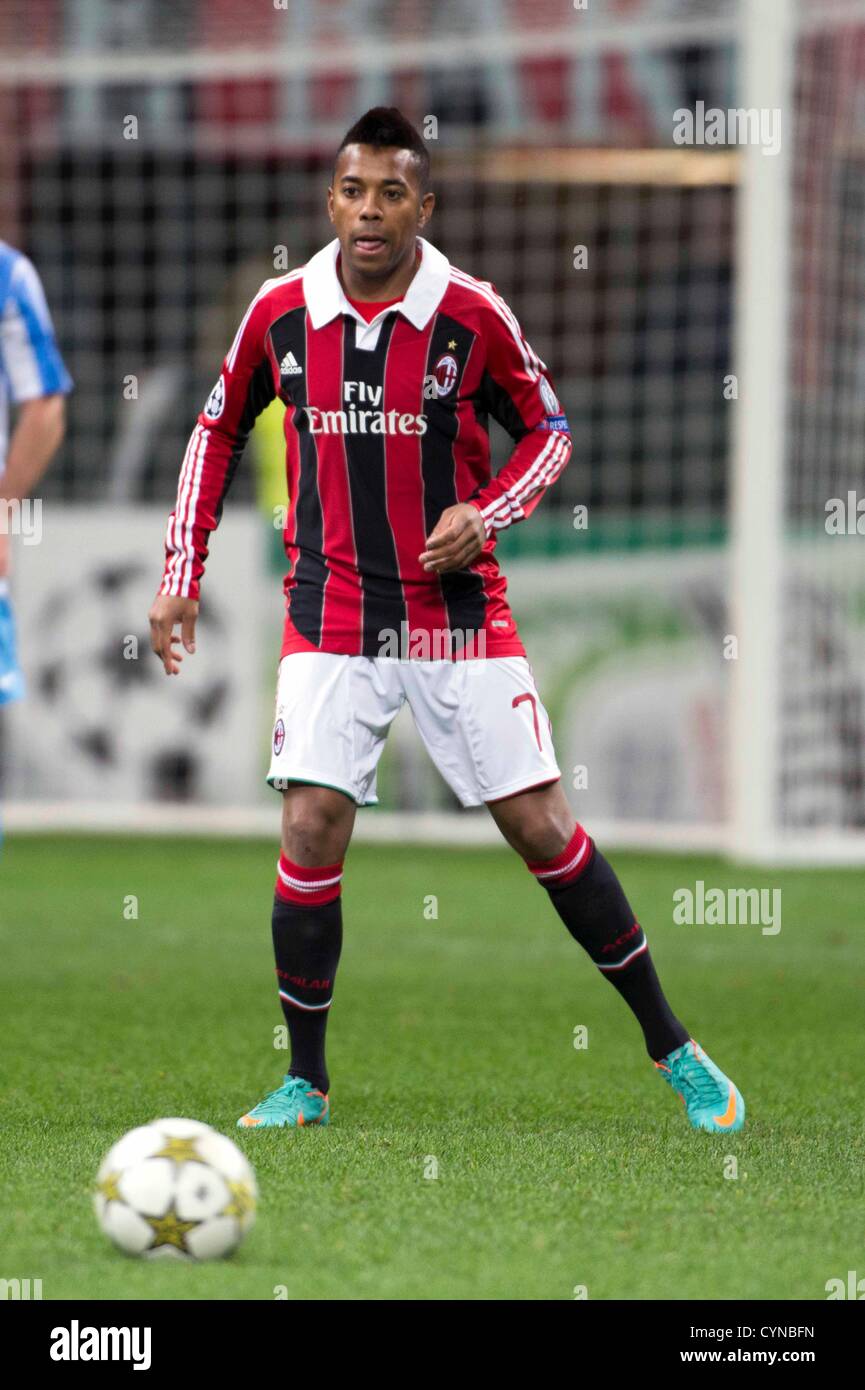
[504,793,577,861]
[518,814,580,863]
[280,785,354,862]
[490,781,576,861]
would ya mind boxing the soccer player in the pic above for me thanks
[149,109,744,1135]
[0,241,71,710]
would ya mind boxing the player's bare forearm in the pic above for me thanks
[419,502,486,573]
[148,592,199,676]
[0,394,66,505]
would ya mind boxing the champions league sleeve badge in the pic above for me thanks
[539,375,570,432]
[203,374,226,421]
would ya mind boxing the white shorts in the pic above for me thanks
[266,652,561,808]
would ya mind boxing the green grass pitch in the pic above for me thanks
[1,833,862,1301]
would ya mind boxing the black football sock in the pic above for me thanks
[526,824,689,1062]
[271,851,344,1094]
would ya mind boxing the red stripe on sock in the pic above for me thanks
[526,824,593,888]
[275,852,343,906]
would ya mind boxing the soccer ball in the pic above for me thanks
[94,1118,257,1260]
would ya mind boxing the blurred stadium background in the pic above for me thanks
[2,0,865,862]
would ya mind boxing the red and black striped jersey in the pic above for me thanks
[160,236,572,660]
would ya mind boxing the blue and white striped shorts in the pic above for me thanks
[0,579,25,704]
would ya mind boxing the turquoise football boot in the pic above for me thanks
[237,1074,330,1130]
[654,1039,745,1133]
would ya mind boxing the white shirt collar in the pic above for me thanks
[303,235,450,332]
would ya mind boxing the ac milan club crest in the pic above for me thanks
[273,718,285,755]
[433,353,459,398]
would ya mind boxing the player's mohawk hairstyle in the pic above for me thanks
[334,107,431,193]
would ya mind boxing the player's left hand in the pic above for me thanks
[419,503,486,573]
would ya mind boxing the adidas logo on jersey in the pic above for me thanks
[280,351,303,376]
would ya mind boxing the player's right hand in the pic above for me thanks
[148,593,199,676]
